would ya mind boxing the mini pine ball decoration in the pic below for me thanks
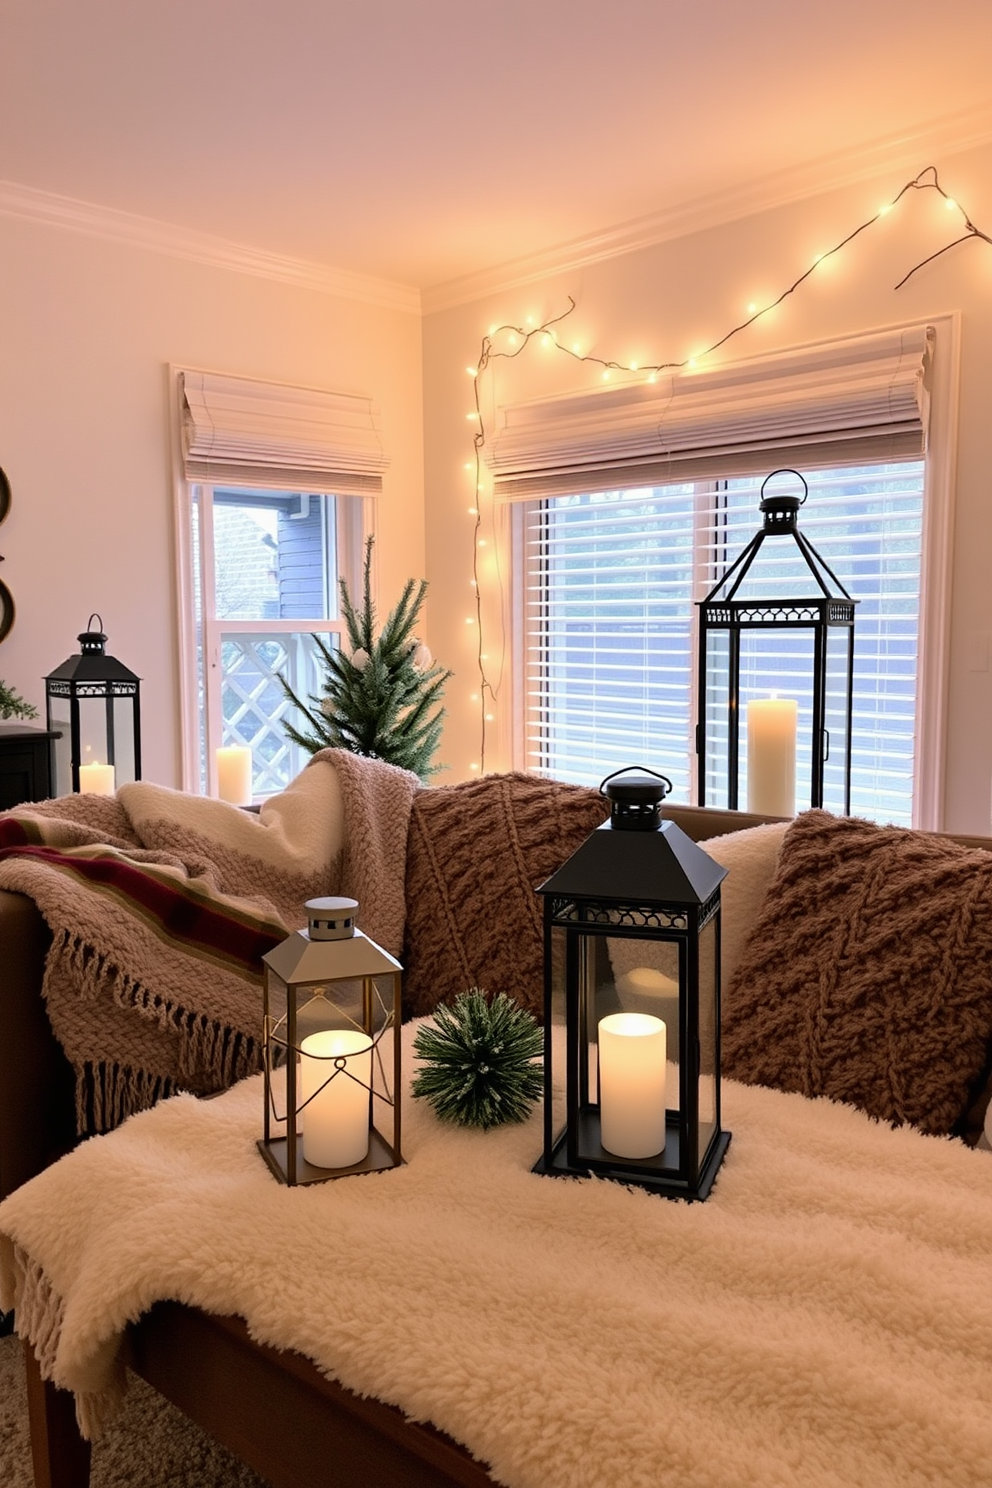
[412,989,543,1131]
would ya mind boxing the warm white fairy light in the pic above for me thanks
[459,165,990,772]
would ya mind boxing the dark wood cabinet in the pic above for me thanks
[0,724,60,809]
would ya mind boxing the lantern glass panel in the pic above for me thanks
[264,966,400,1169]
[697,913,719,1158]
[548,923,688,1171]
[824,628,853,813]
[739,628,814,814]
[47,690,139,795]
[47,694,73,795]
[702,629,730,808]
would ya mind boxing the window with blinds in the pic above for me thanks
[495,322,944,828]
[519,459,924,825]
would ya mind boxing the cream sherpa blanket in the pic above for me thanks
[2,1034,991,1488]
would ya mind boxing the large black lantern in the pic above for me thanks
[45,615,142,796]
[534,768,730,1202]
[259,896,403,1187]
[696,470,857,818]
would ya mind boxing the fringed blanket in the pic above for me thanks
[1,1038,991,1488]
[0,750,419,1133]
[0,761,609,1135]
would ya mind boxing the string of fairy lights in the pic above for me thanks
[459,165,992,772]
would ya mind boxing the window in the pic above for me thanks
[174,369,387,797]
[493,322,953,828]
[189,484,364,796]
[518,460,924,826]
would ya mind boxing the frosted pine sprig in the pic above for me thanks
[411,989,543,1130]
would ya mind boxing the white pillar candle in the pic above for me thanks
[746,697,797,817]
[216,744,253,805]
[300,1029,372,1169]
[78,761,116,795]
[598,1012,667,1159]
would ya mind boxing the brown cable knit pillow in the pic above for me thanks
[723,809,992,1136]
[402,773,609,1021]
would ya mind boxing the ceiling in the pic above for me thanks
[1,0,990,295]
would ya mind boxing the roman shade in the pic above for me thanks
[180,369,389,494]
[489,324,934,498]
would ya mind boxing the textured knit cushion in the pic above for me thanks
[402,773,609,1021]
[723,809,992,1136]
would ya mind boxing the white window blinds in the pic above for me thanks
[490,324,933,498]
[180,369,389,494]
[520,463,925,825]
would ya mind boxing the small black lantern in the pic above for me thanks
[533,768,730,1202]
[45,615,142,795]
[696,470,857,817]
[259,896,403,1186]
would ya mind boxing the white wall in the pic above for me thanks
[423,141,992,835]
[0,216,424,790]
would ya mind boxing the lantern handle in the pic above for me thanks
[86,613,104,633]
[760,469,808,505]
[598,766,673,798]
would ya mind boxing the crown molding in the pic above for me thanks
[422,105,992,315]
[0,180,422,315]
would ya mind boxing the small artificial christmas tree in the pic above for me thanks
[280,536,451,782]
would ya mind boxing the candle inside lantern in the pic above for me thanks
[746,697,797,817]
[598,1012,667,1159]
[300,1029,372,1169]
[216,744,253,805]
[78,761,116,795]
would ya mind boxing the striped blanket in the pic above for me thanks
[0,751,418,1133]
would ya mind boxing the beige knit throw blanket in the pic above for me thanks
[2,1041,991,1488]
[0,750,419,1133]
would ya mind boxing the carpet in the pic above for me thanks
[0,1332,270,1488]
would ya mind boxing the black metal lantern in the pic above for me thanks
[45,615,142,795]
[696,470,858,818]
[533,768,730,1202]
[259,896,403,1186]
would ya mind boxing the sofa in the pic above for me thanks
[2,772,992,1488]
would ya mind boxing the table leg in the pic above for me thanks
[23,1342,91,1488]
